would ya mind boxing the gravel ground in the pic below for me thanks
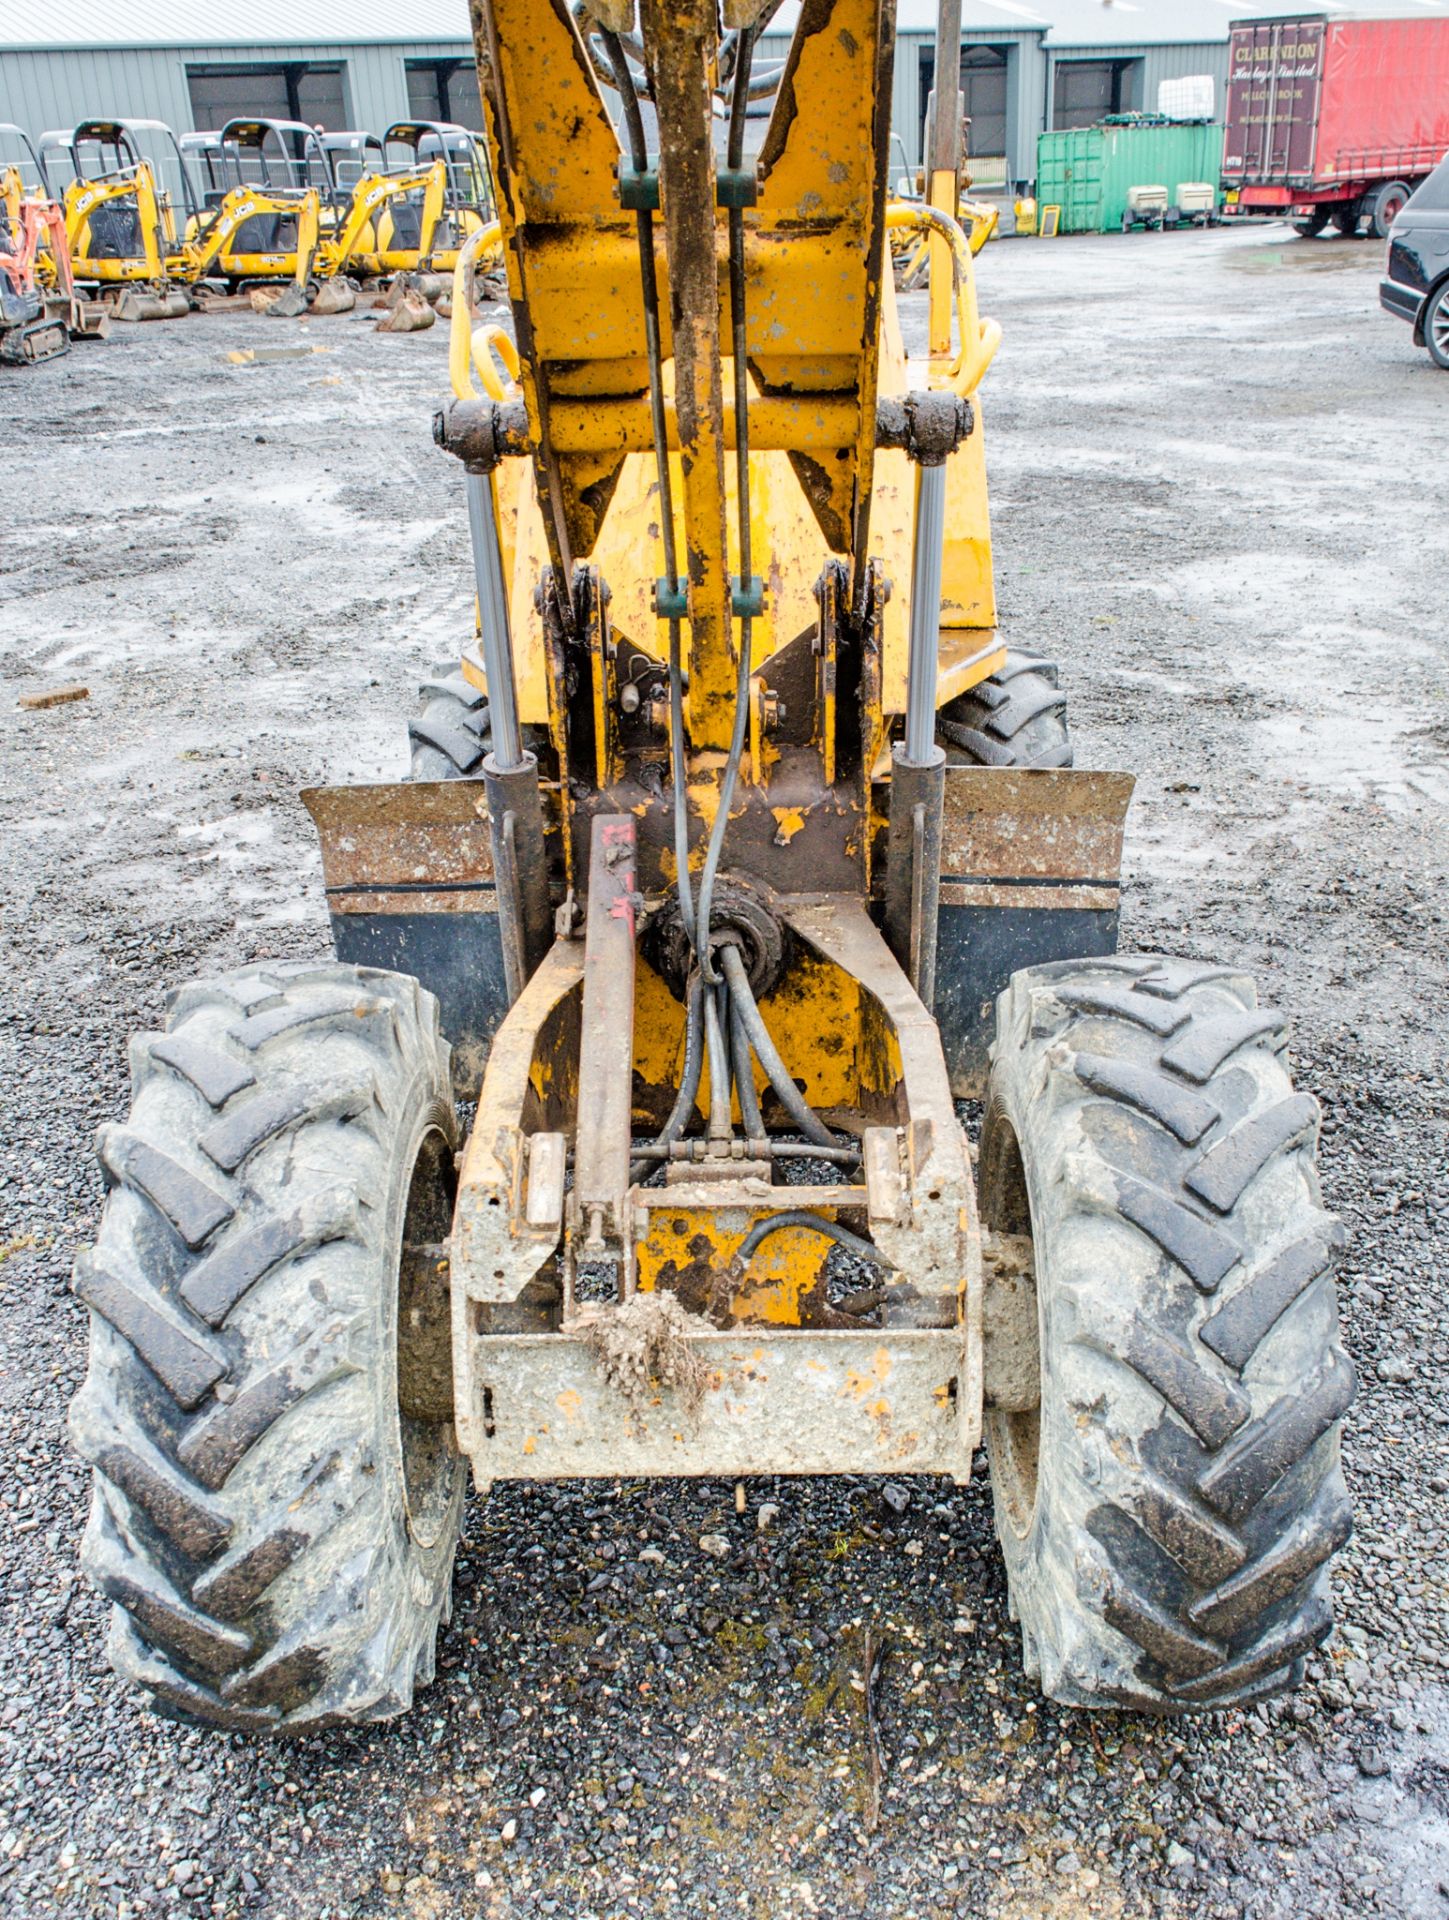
[2,223,1446,1920]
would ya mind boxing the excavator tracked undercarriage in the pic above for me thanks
[70,0,1353,1733]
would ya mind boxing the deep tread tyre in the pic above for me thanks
[981,954,1353,1713]
[70,960,465,1732]
[408,669,491,780]
[937,650,1072,769]
[1293,207,1330,238]
[1331,204,1360,237]
[1424,282,1449,372]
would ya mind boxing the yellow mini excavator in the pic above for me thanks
[39,118,323,317]
[71,0,1353,1733]
[370,122,497,278]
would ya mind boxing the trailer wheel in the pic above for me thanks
[1367,181,1412,240]
[408,669,492,780]
[1292,207,1330,238]
[1331,204,1361,237]
[981,955,1353,1712]
[937,650,1071,768]
[69,961,465,1732]
[1424,283,1449,371]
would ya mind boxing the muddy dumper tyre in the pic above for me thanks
[69,960,465,1732]
[937,649,1071,768]
[408,670,491,780]
[981,955,1354,1712]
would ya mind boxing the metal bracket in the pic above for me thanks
[652,575,689,619]
[617,160,660,210]
[730,573,765,617]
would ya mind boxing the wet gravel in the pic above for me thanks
[2,225,1447,1917]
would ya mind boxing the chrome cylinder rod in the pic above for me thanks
[903,459,947,767]
[465,469,523,771]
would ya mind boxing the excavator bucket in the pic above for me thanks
[264,279,310,318]
[309,275,356,314]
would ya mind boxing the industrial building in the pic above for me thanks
[3,0,1444,194]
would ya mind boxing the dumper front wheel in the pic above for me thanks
[981,955,1353,1712]
[70,960,465,1732]
[936,650,1071,768]
[408,670,491,780]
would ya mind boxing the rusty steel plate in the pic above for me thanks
[464,1328,971,1482]
[302,779,496,915]
[940,767,1135,886]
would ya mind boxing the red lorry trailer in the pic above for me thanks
[1223,13,1449,237]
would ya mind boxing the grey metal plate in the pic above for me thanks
[466,1328,971,1482]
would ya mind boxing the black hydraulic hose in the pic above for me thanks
[600,26,695,946]
[628,970,705,1185]
[704,983,733,1144]
[695,25,757,984]
[744,64,785,101]
[737,1210,891,1269]
[729,1000,765,1141]
[718,943,837,1151]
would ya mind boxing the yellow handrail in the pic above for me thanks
[885,201,1001,396]
[449,220,511,402]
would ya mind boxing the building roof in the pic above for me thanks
[4,0,1445,52]
[895,0,1449,46]
[1,0,473,51]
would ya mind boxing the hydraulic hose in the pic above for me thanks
[694,25,758,985]
[718,943,836,1151]
[628,971,705,1185]
[600,26,696,946]
[704,984,733,1144]
[729,1001,765,1141]
[736,1211,891,1269]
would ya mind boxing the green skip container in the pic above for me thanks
[1036,119,1225,233]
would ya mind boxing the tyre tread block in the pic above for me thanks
[74,1253,226,1411]
[79,1428,232,1559]
[229,991,383,1054]
[989,683,1069,740]
[108,1616,280,1729]
[97,1126,234,1250]
[1057,985,1192,1037]
[1200,1229,1342,1372]
[1101,1576,1224,1678]
[180,1190,359,1327]
[219,1548,376,1712]
[1130,960,1249,1002]
[937,718,1014,766]
[1169,1592,1333,1704]
[418,675,487,716]
[1188,1485,1352,1640]
[199,1081,370,1174]
[1197,1351,1356,1523]
[148,1036,256,1109]
[177,1315,358,1490]
[89,1501,252,1678]
[1161,1009,1287,1083]
[1113,1172,1241,1292]
[194,1522,312,1622]
[171,977,284,1020]
[1073,1053,1221,1146]
[1185,1095,1319,1214]
[1105,1313,1251,1448]
[408,715,487,774]
[1113,1472,1246,1586]
[995,650,1060,689]
[193,1448,348,1618]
